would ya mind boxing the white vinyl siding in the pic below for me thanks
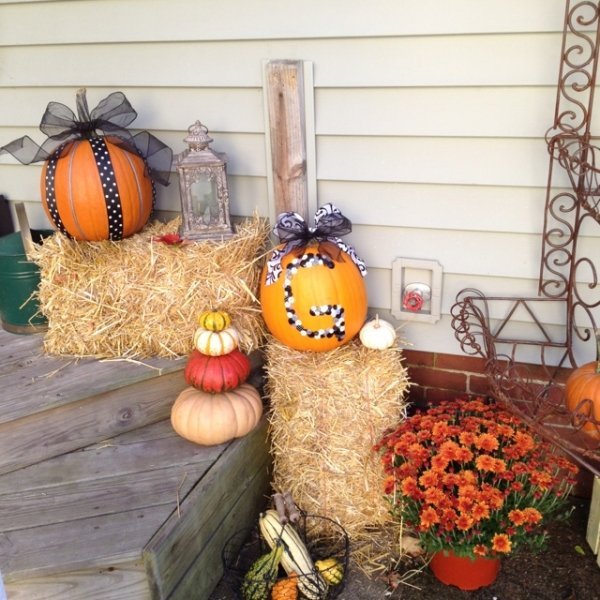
[0,0,588,358]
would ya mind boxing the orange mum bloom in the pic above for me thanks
[431,453,450,472]
[523,507,543,525]
[456,513,474,531]
[439,440,460,461]
[401,476,419,498]
[459,431,477,446]
[514,431,535,453]
[475,454,497,472]
[472,501,491,522]
[476,433,499,452]
[473,544,488,557]
[383,475,396,495]
[508,509,527,526]
[420,507,440,530]
[492,533,512,554]
[419,469,440,488]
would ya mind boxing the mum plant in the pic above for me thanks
[374,398,579,560]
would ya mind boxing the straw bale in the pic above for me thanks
[265,338,410,573]
[31,216,270,358]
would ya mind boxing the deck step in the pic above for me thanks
[1,418,271,600]
[0,330,187,475]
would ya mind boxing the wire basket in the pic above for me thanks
[222,513,349,599]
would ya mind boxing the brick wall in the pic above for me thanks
[403,349,490,408]
[402,349,574,409]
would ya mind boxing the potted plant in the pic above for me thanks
[374,397,579,590]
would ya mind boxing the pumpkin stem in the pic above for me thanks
[75,88,95,138]
[374,314,380,328]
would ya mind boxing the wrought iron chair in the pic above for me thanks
[451,0,600,475]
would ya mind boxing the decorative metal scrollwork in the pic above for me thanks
[450,0,600,475]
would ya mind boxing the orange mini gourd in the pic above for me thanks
[170,383,263,446]
[260,241,367,352]
[566,333,600,438]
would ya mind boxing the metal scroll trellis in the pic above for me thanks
[451,0,600,475]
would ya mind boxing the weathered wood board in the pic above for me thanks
[144,418,271,599]
[0,330,187,474]
[2,419,271,599]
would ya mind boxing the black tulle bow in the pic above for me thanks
[0,89,172,186]
[274,204,352,246]
[265,203,367,285]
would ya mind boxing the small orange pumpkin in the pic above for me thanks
[184,348,251,393]
[566,340,600,438]
[170,383,263,446]
[259,241,368,352]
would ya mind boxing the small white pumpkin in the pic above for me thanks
[359,315,397,350]
[193,326,240,356]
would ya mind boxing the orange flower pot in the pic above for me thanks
[430,550,500,590]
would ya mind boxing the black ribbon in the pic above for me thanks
[0,89,172,186]
[274,205,352,248]
[265,204,367,285]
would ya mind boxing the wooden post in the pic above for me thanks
[263,60,315,222]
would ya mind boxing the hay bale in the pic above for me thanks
[32,216,270,358]
[265,338,410,574]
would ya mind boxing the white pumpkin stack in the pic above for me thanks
[170,310,263,446]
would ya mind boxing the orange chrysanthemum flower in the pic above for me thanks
[473,544,488,557]
[456,513,475,531]
[383,475,396,495]
[476,433,499,453]
[492,533,512,554]
[401,476,419,498]
[420,507,440,530]
[431,453,450,472]
[523,507,543,525]
[419,469,440,488]
[439,440,460,461]
[472,501,491,522]
[508,509,527,526]
[459,431,477,446]
[475,454,497,472]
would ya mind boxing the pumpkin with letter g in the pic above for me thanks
[260,204,368,352]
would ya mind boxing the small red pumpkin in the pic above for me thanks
[566,340,600,438]
[184,348,251,393]
[259,241,368,352]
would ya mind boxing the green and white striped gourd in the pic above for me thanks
[258,510,328,600]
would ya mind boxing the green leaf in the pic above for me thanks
[574,545,586,556]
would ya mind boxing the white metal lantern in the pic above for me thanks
[174,121,234,240]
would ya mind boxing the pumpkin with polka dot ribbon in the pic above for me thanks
[41,135,154,241]
[259,241,368,352]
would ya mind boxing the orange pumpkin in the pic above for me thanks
[170,383,263,446]
[184,348,251,393]
[566,354,600,439]
[41,136,154,241]
[259,241,368,352]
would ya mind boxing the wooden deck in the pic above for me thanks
[0,330,271,599]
